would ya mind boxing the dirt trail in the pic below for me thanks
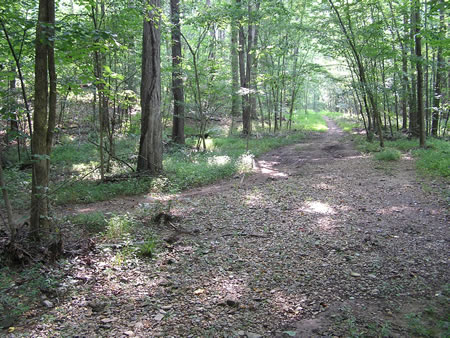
[62,117,357,215]
[21,118,449,337]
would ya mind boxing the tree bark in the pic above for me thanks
[31,0,56,241]
[230,20,240,130]
[431,0,444,137]
[137,0,163,174]
[414,0,425,147]
[170,0,185,144]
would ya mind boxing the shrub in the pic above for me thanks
[105,214,136,240]
[374,148,402,161]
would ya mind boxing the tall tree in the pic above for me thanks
[230,9,240,132]
[137,0,163,173]
[414,0,425,147]
[170,0,185,144]
[431,0,445,137]
[30,0,57,241]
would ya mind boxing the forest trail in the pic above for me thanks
[26,118,449,337]
[62,117,359,215]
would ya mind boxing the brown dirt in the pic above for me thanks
[9,117,449,337]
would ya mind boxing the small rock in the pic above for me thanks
[42,300,53,308]
[226,299,239,307]
[194,288,205,295]
[367,274,377,279]
[124,331,134,336]
[134,321,144,329]
[246,332,262,338]
[350,271,361,277]
[88,300,106,312]
[159,278,172,287]
[236,331,246,336]
[161,305,172,310]
[101,317,115,324]
[154,313,165,321]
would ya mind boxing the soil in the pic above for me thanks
[7,117,450,337]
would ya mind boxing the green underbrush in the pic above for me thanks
[327,112,450,179]
[2,111,328,208]
[0,265,64,328]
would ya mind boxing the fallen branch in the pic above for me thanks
[222,233,268,238]
[87,139,135,172]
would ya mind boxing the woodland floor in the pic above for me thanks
[8,118,450,337]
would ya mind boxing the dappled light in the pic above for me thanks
[300,201,336,215]
[2,0,448,334]
[254,159,289,178]
[207,155,231,166]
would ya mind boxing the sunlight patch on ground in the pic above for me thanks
[316,216,339,231]
[244,188,264,208]
[269,290,307,318]
[313,182,334,190]
[207,155,231,166]
[254,160,289,178]
[206,276,249,305]
[376,205,414,215]
[311,123,328,131]
[300,201,336,215]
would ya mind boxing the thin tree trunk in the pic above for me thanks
[431,0,444,137]
[31,0,56,241]
[230,17,240,130]
[415,0,425,147]
[170,0,185,144]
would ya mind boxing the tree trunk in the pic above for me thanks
[0,146,15,241]
[409,6,418,136]
[230,20,240,131]
[431,0,444,137]
[170,0,185,144]
[31,0,56,241]
[137,0,163,174]
[415,0,425,147]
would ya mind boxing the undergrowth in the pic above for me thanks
[326,112,450,179]
[0,265,63,329]
[2,111,328,207]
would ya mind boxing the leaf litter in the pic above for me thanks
[7,118,449,337]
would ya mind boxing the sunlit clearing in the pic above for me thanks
[301,201,335,215]
[207,155,231,166]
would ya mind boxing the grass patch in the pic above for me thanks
[374,148,401,161]
[413,139,450,178]
[67,211,107,234]
[105,213,137,240]
[53,176,153,204]
[291,110,329,132]
[136,235,158,258]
